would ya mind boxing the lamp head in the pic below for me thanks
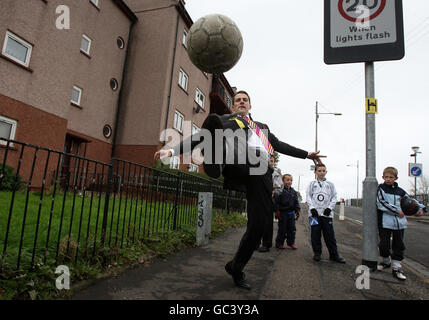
[411,146,420,153]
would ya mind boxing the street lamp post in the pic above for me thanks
[347,160,360,201]
[315,101,342,152]
[410,146,422,198]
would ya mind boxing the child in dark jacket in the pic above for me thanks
[275,174,300,249]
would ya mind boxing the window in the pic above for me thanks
[178,69,188,91]
[80,34,92,55]
[225,95,232,108]
[188,163,199,173]
[195,88,205,108]
[117,36,125,49]
[110,78,118,91]
[192,124,200,135]
[2,31,33,67]
[71,86,83,106]
[90,0,99,7]
[0,115,17,145]
[103,125,112,138]
[170,156,180,170]
[182,30,188,48]
[174,110,184,133]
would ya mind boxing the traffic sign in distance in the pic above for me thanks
[324,0,405,64]
[409,163,422,177]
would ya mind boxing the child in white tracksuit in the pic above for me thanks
[306,164,345,263]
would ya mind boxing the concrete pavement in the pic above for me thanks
[72,209,429,300]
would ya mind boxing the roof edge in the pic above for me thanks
[112,0,138,22]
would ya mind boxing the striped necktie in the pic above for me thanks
[242,116,274,155]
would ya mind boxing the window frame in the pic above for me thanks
[174,110,184,133]
[0,115,17,146]
[2,31,33,67]
[89,0,99,8]
[71,86,83,106]
[80,34,92,55]
[182,29,188,48]
[178,68,188,91]
[192,124,200,135]
[195,88,205,108]
[188,163,199,173]
[170,156,180,170]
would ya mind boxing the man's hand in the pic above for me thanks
[154,149,172,161]
[295,211,300,221]
[397,211,405,218]
[307,151,326,165]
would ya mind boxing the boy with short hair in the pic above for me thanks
[306,164,345,263]
[275,174,300,250]
[376,166,426,280]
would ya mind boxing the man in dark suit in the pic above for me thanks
[154,90,324,289]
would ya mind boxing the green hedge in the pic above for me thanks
[0,164,23,191]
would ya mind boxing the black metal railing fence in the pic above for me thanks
[0,138,246,272]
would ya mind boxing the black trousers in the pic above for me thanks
[229,169,273,273]
[310,216,339,257]
[276,212,296,247]
[378,228,405,261]
[260,209,274,248]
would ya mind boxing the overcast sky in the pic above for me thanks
[184,0,429,200]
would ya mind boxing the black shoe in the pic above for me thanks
[225,262,251,290]
[225,261,234,275]
[313,253,321,261]
[329,255,346,264]
[258,246,269,253]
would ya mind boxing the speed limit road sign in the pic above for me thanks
[324,0,404,64]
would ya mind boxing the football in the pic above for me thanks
[186,14,243,74]
[400,197,420,216]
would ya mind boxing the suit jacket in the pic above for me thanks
[173,113,308,192]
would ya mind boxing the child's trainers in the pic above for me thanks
[377,262,391,271]
[392,268,407,281]
[288,244,298,250]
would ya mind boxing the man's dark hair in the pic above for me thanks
[233,90,251,104]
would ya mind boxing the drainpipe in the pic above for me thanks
[163,10,180,145]
[111,19,136,159]
[101,19,136,245]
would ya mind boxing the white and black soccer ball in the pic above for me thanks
[186,14,243,74]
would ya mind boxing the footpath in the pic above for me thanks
[72,207,429,301]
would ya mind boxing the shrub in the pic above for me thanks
[0,164,23,191]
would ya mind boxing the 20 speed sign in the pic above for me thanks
[324,0,404,64]
[338,0,386,23]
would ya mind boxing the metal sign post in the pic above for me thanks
[362,62,378,271]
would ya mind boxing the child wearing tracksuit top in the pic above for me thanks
[306,164,345,263]
[274,174,300,249]
[376,166,426,281]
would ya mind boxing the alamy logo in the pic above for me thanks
[355,265,370,290]
[55,265,70,290]
[56,5,70,30]
[159,121,270,176]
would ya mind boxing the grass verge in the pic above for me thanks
[0,210,247,300]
